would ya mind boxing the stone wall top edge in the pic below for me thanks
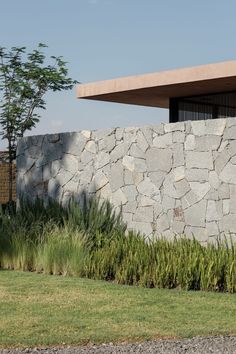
[17,117,234,145]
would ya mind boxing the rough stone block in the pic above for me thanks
[124,170,133,185]
[114,128,123,141]
[26,145,42,159]
[48,179,62,200]
[137,131,149,152]
[174,178,190,198]
[137,178,157,198]
[110,142,129,162]
[206,221,219,236]
[98,183,112,201]
[162,173,178,198]
[51,160,61,177]
[153,133,172,148]
[195,135,221,151]
[229,185,236,213]
[140,126,153,145]
[47,134,60,143]
[122,185,137,202]
[133,206,153,223]
[184,226,208,242]
[205,119,226,135]
[173,131,185,143]
[209,171,220,190]
[214,149,231,174]
[124,127,138,143]
[191,120,206,136]
[223,125,236,140]
[93,171,109,190]
[61,132,87,156]
[152,124,164,135]
[138,195,156,206]
[173,206,184,222]
[61,154,79,174]
[112,188,128,206]
[226,118,236,127]
[204,188,219,201]
[186,151,213,169]
[164,122,185,132]
[189,181,211,200]
[162,195,175,212]
[173,166,185,182]
[171,220,185,234]
[81,150,94,165]
[219,162,236,184]
[122,201,137,213]
[133,172,144,186]
[149,170,166,189]
[95,152,110,169]
[17,155,35,173]
[85,140,96,154]
[185,168,208,182]
[122,212,133,224]
[99,134,116,152]
[37,142,63,166]
[129,144,145,158]
[223,199,230,215]
[43,164,51,181]
[16,139,29,157]
[92,128,115,140]
[184,199,207,227]
[228,141,236,156]
[63,179,78,194]
[173,143,184,167]
[78,167,93,185]
[109,161,124,192]
[81,130,91,139]
[218,140,228,152]
[218,183,230,199]
[146,147,172,172]
[206,200,220,221]
[219,214,236,234]
[55,170,73,187]
[181,190,199,209]
[156,213,169,233]
[184,134,195,150]
[122,156,134,172]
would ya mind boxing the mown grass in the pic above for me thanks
[1,270,236,347]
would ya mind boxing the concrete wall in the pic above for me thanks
[17,118,236,243]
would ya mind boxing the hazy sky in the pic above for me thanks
[1,0,236,149]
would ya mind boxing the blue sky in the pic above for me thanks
[1,0,236,149]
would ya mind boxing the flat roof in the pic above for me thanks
[77,60,236,108]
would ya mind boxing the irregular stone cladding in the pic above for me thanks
[16,118,236,243]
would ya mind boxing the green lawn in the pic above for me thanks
[1,271,236,347]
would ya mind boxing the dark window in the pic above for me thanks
[169,91,236,122]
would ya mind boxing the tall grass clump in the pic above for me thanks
[84,232,236,293]
[1,196,236,293]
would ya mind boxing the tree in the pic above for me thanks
[0,43,77,205]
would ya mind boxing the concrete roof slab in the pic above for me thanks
[77,61,236,108]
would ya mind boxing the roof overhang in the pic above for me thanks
[77,60,236,108]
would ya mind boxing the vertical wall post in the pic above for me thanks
[169,98,179,123]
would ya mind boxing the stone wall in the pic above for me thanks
[17,118,236,242]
